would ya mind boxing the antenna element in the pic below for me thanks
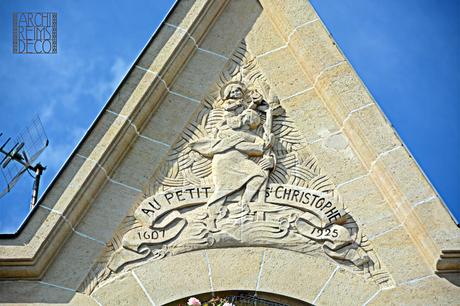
[0,116,49,208]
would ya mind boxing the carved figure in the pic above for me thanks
[191,108,272,231]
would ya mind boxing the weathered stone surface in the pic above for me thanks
[76,115,135,164]
[289,20,345,80]
[111,136,168,190]
[261,0,318,38]
[92,273,152,306]
[199,0,262,57]
[337,175,397,231]
[141,92,200,146]
[374,147,435,205]
[75,180,140,243]
[207,248,264,291]
[257,47,312,100]
[42,232,105,290]
[363,213,401,243]
[245,12,285,57]
[107,67,157,116]
[39,155,87,208]
[316,62,375,122]
[343,104,401,162]
[170,50,227,101]
[1,205,58,247]
[166,0,208,31]
[0,281,75,304]
[258,249,338,302]
[69,293,100,306]
[369,276,460,306]
[281,89,340,143]
[413,197,460,250]
[136,25,178,73]
[308,135,368,185]
[371,226,432,284]
[133,251,212,305]
[315,267,379,306]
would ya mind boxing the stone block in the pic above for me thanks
[137,25,178,72]
[111,136,168,190]
[1,205,58,247]
[260,0,318,38]
[315,267,379,306]
[199,0,262,57]
[46,156,106,225]
[316,62,375,122]
[344,104,401,165]
[281,89,340,143]
[170,50,227,101]
[114,69,158,119]
[40,156,86,211]
[141,93,200,146]
[246,12,285,57]
[207,247,263,291]
[371,226,432,284]
[308,136,368,186]
[413,198,460,250]
[370,276,460,305]
[258,249,337,302]
[364,214,401,243]
[375,147,435,205]
[257,47,312,100]
[69,293,100,306]
[76,112,118,158]
[290,20,344,80]
[76,180,140,243]
[166,0,209,31]
[337,175,395,227]
[42,232,105,290]
[133,251,212,305]
[78,114,134,165]
[92,273,153,306]
[107,66,156,116]
[0,281,74,304]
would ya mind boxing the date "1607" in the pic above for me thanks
[137,230,166,240]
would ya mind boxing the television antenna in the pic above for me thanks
[0,116,49,208]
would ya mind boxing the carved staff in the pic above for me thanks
[254,92,282,221]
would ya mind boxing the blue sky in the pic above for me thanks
[0,0,458,233]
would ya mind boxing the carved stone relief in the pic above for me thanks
[80,41,393,294]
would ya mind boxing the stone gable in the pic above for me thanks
[1,1,458,305]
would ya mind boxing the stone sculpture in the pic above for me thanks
[80,41,392,294]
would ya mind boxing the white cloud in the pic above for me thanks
[91,56,129,102]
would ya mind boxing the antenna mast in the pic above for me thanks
[0,116,49,208]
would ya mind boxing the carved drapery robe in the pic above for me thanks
[190,128,265,206]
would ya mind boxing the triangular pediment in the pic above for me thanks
[1,1,459,305]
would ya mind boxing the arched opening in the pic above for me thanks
[166,290,312,306]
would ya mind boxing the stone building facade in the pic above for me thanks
[1,1,459,305]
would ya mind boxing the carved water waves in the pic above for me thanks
[79,41,393,294]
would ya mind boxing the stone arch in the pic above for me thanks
[91,247,380,305]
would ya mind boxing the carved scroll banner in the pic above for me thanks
[265,184,345,227]
[130,183,351,255]
[134,186,213,226]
